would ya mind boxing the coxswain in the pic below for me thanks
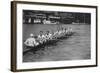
[24,33,39,47]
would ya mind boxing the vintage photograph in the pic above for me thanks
[11,1,97,71]
[23,10,91,62]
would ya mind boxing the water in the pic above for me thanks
[23,24,91,62]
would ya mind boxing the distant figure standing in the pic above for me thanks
[24,33,39,47]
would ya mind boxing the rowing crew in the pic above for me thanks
[24,27,72,47]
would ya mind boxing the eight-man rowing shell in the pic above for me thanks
[23,30,74,54]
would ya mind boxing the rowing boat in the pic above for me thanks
[23,31,75,54]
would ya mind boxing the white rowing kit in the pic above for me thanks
[24,28,73,47]
[24,38,39,47]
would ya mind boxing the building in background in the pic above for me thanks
[23,10,91,24]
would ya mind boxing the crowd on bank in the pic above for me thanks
[24,27,73,47]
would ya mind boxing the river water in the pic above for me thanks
[23,24,91,62]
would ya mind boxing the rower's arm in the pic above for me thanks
[24,39,28,45]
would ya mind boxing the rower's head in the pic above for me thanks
[40,31,43,34]
[46,31,50,34]
[30,33,34,38]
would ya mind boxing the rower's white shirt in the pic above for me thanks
[24,37,39,46]
[65,30,68,33]
[38,35,46,39]
[45,33,52,39]
[70,28,72,31]
[58,31,62,34]
[42,35,46,38]
[49,33,52,37]
[38,35,42,39]
[54,31,58,35]
[38,34,46,42]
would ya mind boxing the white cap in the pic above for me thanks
[30,33,34,37]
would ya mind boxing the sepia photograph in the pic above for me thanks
[11,1,97,71]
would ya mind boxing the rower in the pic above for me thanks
[64,28,68,34]
[60,27,65,36]
[45,31,52,41]
[68,27,72,34]
[37,31,44,43]
[57,29,62,38]
[69,27,72,32]
[51,30,55,39]
[38,31,48,43]
[53,30,58,39]
[24,33,39,47]
[53,29,61,39]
